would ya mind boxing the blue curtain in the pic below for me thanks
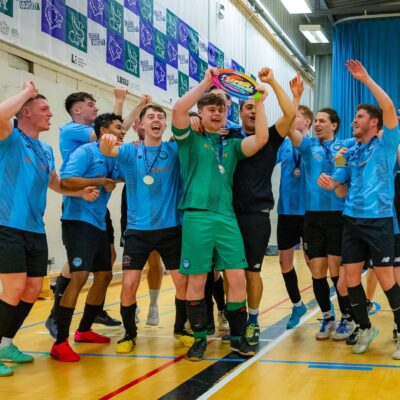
[332,17,400,139]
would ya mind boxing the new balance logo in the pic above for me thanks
[381,257,390,263]
[395,257,400,263]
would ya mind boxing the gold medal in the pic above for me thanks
[335,154,346,167]
[143,175,154,185]
[218,164,225,175]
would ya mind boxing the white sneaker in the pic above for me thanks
[146,305,159,326]
[352,326,378,354]
[331,319,356,341]
[315,319,336,340]
[392,338,400,360]
[135,305,140,324]
[218,311,229,331]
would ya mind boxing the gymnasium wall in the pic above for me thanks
[0,0,313,270]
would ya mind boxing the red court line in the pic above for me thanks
[99,283,313,399]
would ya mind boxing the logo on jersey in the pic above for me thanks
[122,255,131,267]
[182,259,190,269]
[159,151,168,160]
[72,257,82,268]
[332,143,342,151]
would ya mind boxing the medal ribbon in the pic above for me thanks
[205,132,224,172]
[142,143,162,176]
[292,148,301,168]
[346,136,378,165]
[19,129,50,174]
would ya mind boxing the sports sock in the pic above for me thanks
[213,275,226,312]
[384,284,400,330]
[174,298,187,333]
[56,306,75,344]
[50,275,71,319]
[149,289,160,307]
[10,300,34,338]
[312,277,331,314]
[186,299,207,341]
[331,276,351,318]
[78,303,102,332]
[0,299,17,348]
[247,307,259,325]
[282,268,301,304]
[120,303,137,338]
[225,300,247,340]
[205,272,214,327]
[347,284,370,330]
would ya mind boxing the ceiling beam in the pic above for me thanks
[310,5,400,16]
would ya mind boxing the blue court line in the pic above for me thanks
[20,287,175,330]
[308,365,372,371]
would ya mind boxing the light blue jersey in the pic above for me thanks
[296,136,355,211]
[276,138,306,215]
[117,141,181,230]
[0,128,55,233]
[61,142,122,230]
[332,126,400,218]
[59,121,93,162]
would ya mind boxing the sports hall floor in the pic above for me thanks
[2,251,399,399]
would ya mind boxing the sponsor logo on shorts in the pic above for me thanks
[72,257,82,268]
[122,255,131,267]
[394,257,400,263]
[253,263,261,269]
[381,257,390,263]
[182,259,190,269]
[303,242,308,250]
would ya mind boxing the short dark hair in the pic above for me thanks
[206,85,232,102]
[298,105,314,123]
[139,104,167,121]
[239,99,252,111]
[197,93,226,110]
[15,94,47,119]
[94,113,123,139]
[318,107,341,133]
[357,103,383,130]
[65,92,96,116]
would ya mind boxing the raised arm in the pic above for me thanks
[287,72,305,147]
[241,85,269,156]
[172,68,218,129]
[0,81,39,140]
[258,67,296,138]
[123,94,152,132]
[112,86,128,117]
[346,60,397,129]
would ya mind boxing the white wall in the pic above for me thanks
[0,0,313,269]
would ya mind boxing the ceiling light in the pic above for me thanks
[299,25,329,43]
[280,0,312,14]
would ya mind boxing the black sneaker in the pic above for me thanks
[244,323,260,346]
[230,337,256,357]
[187,338,207,361]
[94,310,122,326]
[207,323,215,336]
[346,325,360,345]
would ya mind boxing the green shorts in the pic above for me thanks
[179,210,248,275]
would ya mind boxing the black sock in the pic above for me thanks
[205,272,215,327]
[283,268,301,304]
[312,277,331,314]
[120,303,137,338]
[78,303,102,332]
[213,275,225,311]
[347,284,370,330]
[50,275,71,319]
[384,284,400,329]
[10,300,34,338]
[186,299,207,340]
[0,299,17,339]
[331,276,351,318]
[56,306,75,344]
[174,298,187,333]
[225,301,247,338]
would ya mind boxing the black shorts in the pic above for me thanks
[123,226,182,270]
[394,234,400,267]
[304,211,344,260]
[62,220,112,273]
[236,212,270,272]
[342,217,394,267]
[0,225,48,277]
[105,208,115,245]
[277,214,305,251]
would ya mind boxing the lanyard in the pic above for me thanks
[319,138,336,161]
[142,143,162,176]
[205,132,224,174]
[19,129,50,174]
[239,128,247,138]
[346,136,378,165]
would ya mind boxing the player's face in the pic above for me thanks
[352,109,376,139]
[296,111,311,132]
[26,98,53,132]
[314,112,336,141]
[74,98,98,123]
[198,104,227,133]
[240,100,256,132]
[140,109,167,140]
[105,119,125,142]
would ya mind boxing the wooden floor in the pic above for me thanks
[2,251,400,399]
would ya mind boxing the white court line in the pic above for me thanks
[197,293,337,400]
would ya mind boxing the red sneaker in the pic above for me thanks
[50,340,80,362]
[74,330,110,343]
